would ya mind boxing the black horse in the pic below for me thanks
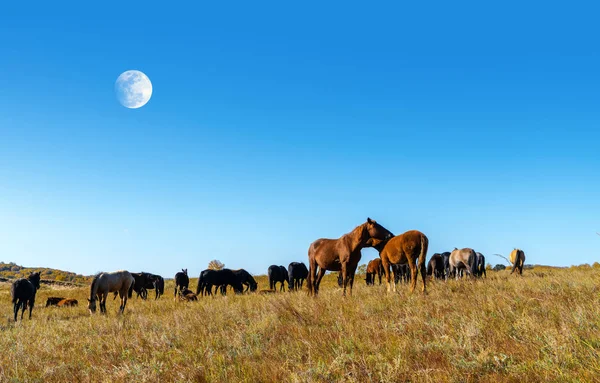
[130,272,153,299]
[174,269,189,297]
[131,272,164,299]
[268,265,288,292]
[427,253,445,280]
[219,269,259,294]
[441,252,452,280]
[197,269,244,296]
[475,252,487,278]
[11,272,41,321]
[152,275,165,299]
[233,269,258,293]
[288,262,309,291]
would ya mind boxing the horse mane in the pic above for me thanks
[89,273,101,300]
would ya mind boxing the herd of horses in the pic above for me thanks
[8,218,527,321]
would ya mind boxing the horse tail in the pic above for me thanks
[128,278,134,299]
[418,233,428,270]
[470,250,478,276]
[10,283,17,304]
[418,233,428,291]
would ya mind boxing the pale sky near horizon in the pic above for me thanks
[1,1,599,278]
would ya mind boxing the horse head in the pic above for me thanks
[362,218,394,244]
[28,272,41,290]
[87,298,97,314]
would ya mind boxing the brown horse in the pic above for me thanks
[510,248,526,275]
[307,218,393,296]
[378,230,429,293]
[365,258,384,285]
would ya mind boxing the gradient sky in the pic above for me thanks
[1,1,599,277]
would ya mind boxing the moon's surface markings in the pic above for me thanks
[115,70,153,109]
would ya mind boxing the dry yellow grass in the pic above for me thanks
[1,268,600,382]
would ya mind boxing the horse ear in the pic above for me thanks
[367,218,373,224]
[87,298,91,302]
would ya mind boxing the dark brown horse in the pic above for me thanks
[427,253,445,280]
[378,230,429,293]
[11,272,41,321]
[307,218,393,296]
[365,258,384,285]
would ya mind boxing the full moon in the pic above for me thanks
[115,70,153,109]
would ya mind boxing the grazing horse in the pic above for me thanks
[307,218,393,296]
[449,248,477,279]
[57,298,78,307]
[427,253,445,280]
[131,272,154,299]
[174,269,189,297]
[131,273,164,300]
[510,249,526,275]
[196,269,244,296]
[378,230,429,293]
[232,269,258,293]
[365,258,384,285]
[288,262,309,291]
[87,270,135,314]
[268,265,288,292]
[475,252,487,278]
[11,272,41,321]
[46,296,65,307]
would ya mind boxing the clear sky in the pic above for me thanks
[1,1,599,278]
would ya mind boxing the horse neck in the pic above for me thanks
[343,224,367,252]
[89,277,99,301]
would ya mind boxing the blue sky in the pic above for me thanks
[0,1,599,277]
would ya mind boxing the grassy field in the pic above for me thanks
[1,267,600,382]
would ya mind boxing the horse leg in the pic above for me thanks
[341,263,349,296]
[314,268,326,295]
[13,301,19,322]
[348,268,356,296]
[28,298,34,319]
[121,291,128,314]
[408,259,418,293]
[381,258,394,293]
[101,293,108,314]
[307,258,318,296]
[21,301,26,320]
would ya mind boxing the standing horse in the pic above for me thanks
[268,265,288,292]
[307,218,393,296]
[510,249,526,275]
[87,271,135,314]
[427,253,445,280]
[287,262,309,291]
[365,258,384,285]
[449,248,477,279]
[378,230,429,293]
[475,252,487,278]
[11,272,41,321]
[441,252,451,280]
[232,269,258,293]
[174,269,189,297]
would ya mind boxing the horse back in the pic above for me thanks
[381,230,425,263]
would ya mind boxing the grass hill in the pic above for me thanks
[0,262,91,286]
